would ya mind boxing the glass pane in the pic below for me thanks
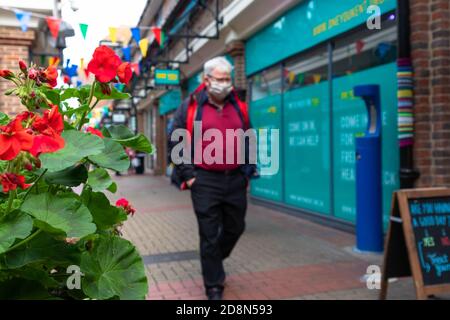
[283,45,331,215]
[332,22,399,225]
[250,66,282,102]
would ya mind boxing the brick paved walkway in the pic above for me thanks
[109,173,448,300]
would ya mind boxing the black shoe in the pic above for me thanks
[206,287,223,300]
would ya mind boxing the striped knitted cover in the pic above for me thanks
[397,58,414,147]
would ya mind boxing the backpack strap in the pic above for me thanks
[235,94,250,129]
[186,97,197,137]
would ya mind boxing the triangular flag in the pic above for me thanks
[79,23,88,39]
[14,10,31,32]
[46,17,61,40]
[84,68,90,78]
[80,58,84,71]
[122,46,131,62]
[109,27,117,43]
[131,63,140,76]
[313,74,322,84]
[151,27,165,48]
[114,83,125,92]
[139,39,149,58]
[131,27,141,44]
[49,56,60,67]
[356,40,365,54]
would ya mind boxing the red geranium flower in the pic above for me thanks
[87,46,122,83]
[0,118,34,161]
[41,66,58,87]
[30,105,65,157]
[0,69,14,80]
[117,62,132,85]
[87,127,104,138]
[116,198,136,216]
[0,173,31,193]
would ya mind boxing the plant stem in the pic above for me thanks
[22,169,48,201]
[4,229,42,254]
[77,82,97,130]
[5,190,15,214]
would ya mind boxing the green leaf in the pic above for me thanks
[60,88,80,101]
[21,193,96,238]
[0,211,33,254]
[44,164,88,187]
[81,191,127,230]
[107,182,117,194]
[0,112,9,125]
[94,85,131,101]
[62,104,90,118]
[87,168,114,192]
[106,125,154,153]
[0,278,54,300]
[107,125,135,140]
[81,236,148,300]
[40,130,104,171]
[88,138,130,172]
[7,266,59,288]
[3,232,80,269]
[42,89,60,106]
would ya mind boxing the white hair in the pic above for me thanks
[204,56,233,76]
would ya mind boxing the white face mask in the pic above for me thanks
[208,80,233,101]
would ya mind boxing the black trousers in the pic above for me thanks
[190,168,248,292]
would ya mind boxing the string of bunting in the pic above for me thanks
[2,5,166,65]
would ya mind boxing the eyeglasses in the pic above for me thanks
[207,74,232,84]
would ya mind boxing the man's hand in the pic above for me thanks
[186,178,196,188]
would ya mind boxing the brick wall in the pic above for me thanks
[411,0,450,187]
[0,27,35,117]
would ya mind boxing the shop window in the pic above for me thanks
[282,45,331,215]
[250,65,282,102]
[284,44,329,92]
[331,20,399,224]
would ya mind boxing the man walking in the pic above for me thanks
[169,57,257,300]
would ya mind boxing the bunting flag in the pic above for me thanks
[109,27,118,43]
[297,73,305,85]
[45,16,61,40]
[151,27,165,48]
[49,56,60,67]
[376,42,392,59]
[131,27,141,44]
[122,46,131,62]
[79,23,88,39]
[313,74,322,84]
[288,71,296,84]
[356,40,365,54]
[14,10,31,32]
[131,63,140,76]
[80,58,84,71]
[84,68,90,78]
[139,39,148,58]
[114,83,125,92]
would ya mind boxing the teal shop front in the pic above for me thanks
[246,0,399,228]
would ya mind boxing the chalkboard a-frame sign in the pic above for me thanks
[380,188,450,300]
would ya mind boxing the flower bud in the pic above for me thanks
[19,60,27,73]
[0,69,14,79]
